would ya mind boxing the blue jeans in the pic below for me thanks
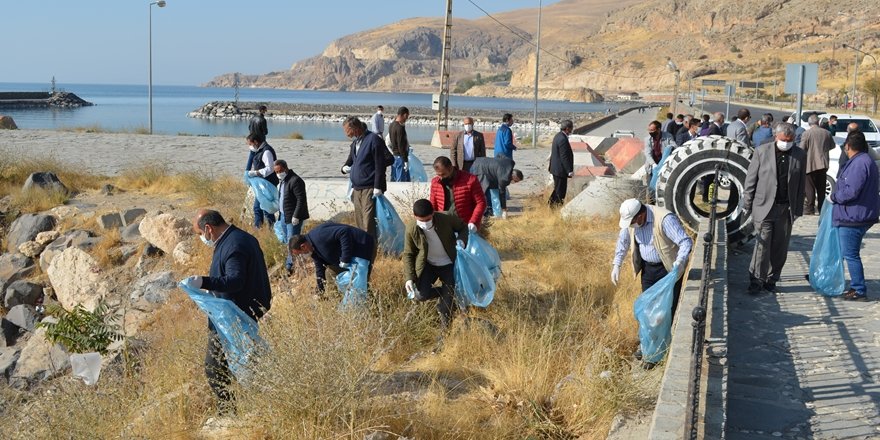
[253,198,276,229]
[284,221,304,270]
[390,155,410,182]
[838,225,871,295]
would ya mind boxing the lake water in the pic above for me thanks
[0,82,631,142]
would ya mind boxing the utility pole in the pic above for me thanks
[532,0,542,148]
[50,76,56,95]
[233,72,240,105]
[436,0,453,132]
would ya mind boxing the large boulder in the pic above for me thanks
[4,280,43,308]
[120,222,143,243]
[18,240,45,258]
[97,213,124,231]
[0,253,35,293]
[172,241,195,266]
[130,271,176,310]
[0,115,17,130]
[39,230,100,272]
[0,347,20,382]
[3,304,38,332]
[122,208,147,226]
[9,325,70,389]
[35,230,61,246]
[6,214,56,252]
[138,213,192,254]
[46,247,110,311]
[22,172,68,194]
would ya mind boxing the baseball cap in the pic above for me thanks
[619,199,643,228]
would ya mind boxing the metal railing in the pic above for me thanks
[683,164,721,439]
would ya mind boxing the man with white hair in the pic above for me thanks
[800,114,836,215]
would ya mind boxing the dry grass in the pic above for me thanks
[286,131,305,140]
[92,227,124,268]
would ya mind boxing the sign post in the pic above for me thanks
[784,63,818,123]
[725,85,735,122]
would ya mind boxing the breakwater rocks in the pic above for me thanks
[188,101,604,132]
[0,92,93,109]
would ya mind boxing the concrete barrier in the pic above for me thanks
[305,180,430,221]
[605,137,646,175]
[560,177,645,219]
[430,130,496,148]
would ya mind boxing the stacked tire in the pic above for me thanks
[655,136,754,245]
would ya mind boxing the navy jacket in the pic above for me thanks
[201,225,272,320]
[344,131,387,191]
[306,223,376,290]
[831,151,880,227]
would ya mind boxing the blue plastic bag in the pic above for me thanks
[454,243,496,308]
[809,202,845,296]
[335,257,370,307]
[243,171,279,214]
[374,194,405,255]
[633,266,679,364]
[488,189,503,217]
[179,281,266,380]
[409,151,428,182]
[273,220,286,244]
[466,233,502,281]
[649,145,673,192]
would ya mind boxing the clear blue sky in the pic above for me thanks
[1,0,557,86]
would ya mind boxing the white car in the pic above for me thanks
[813,114,880,193]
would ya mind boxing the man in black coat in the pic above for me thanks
[548,120,574,207]
[184,209,272,410]
[248,105,268,138]
[273,159,309,272]
[469,156,523,219]
[289,222,377,294]
[340,117,388,240]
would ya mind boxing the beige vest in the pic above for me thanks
[630,206,683,279]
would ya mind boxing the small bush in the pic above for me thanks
[39,300,124,354]
[286,131,304,140]
[10,187,69,213]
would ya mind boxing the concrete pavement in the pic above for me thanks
[582,108,658,139]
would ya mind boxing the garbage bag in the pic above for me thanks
[70,352,103,386]
[633,266,678,364]
[489,189,503,217]
[273,220,287,244]
[649,145,673,192]
[466,233,502,280]
[454,243,496,308]
[179,281,265,380]
[244,171,279,214]
[409,151,428,182]
[809,202,845,296]
[336,257,370,308]
[374,194,405,255]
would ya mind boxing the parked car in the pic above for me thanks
[611,130,635,139]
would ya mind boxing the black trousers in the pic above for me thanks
[549,175,568,207]
[462,160,475,173]
[414,263,456,329]
[205,329,234,406]
[641,261,684,317]
[804,169,827,214]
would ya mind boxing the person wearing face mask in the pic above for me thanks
[741,122,807,295]
[429,156,486,232]
[370,105,384,139]
[549,120,575,207]
[676,118,701,146]
[643,120,675,183]
[387,107,411,182]
[246,133,278,229]
[403,199,469,332]
[340,116,389,241]
[494,113,517,159]
[183,209,272,411]
[451,116,486,172]
[274,159,309,273]
[288,222,376,296]
[667,114,684,137]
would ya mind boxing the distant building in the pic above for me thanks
[616,91,640,101]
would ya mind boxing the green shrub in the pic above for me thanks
[39,300,123,354]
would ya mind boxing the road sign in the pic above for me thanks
[725,85,736,96]
[784,63,818,94]
[702,79,727,87]
[739,81,766,89]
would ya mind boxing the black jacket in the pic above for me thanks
[388,120,409,161]
[249,114,268,137]
[306,223,376,290]
[470,156,515,209]
[201,225,272,320]
[278,172,309,223]
[344,131,387,191]
[708,123,724,136]
[549,131,574,177]
[676,127,697,146]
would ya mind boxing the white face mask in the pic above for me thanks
[464,124,473,132]
[416,219,433,230]
[248,145,256,152]
[276,172,287,181]
[776,140,794,151]
[200,231,215,248]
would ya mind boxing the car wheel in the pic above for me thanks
[826,175,836,196]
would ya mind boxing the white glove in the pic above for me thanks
[611,265,620,286]
[341,165,351,174]
[183,275,202,289]
[501,210,508,220]
[456,240,465,249]
[405,280,417,299]
[339,261,349,269]
[292,218,301,226]
[373,189,383,197]
[567,172,573,178]
[468,223,477,232]
[673,260,684,272]
[403,162,409,171]
[247,170,259,177]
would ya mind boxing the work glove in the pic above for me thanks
[341,165,351,174]
[403,162,409,172]
[247,170,259,177]
[405,280,417,299]
[183,275,202,289]
[501,210,509,220]
[673,260,684,272]
[339,261,349,269]
[468,223,477,232]
[611,265,620,286]
[741,208,751,220]
[373,188,383,197]
[456,240,465,249]
[567,172,573,178]
[292,218,301,226]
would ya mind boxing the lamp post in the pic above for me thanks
[149,0,166,134]
[667,59,680,114]
[838,12,863,109]
[842,43,878,113]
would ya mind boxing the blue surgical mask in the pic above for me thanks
[200,233,215,248]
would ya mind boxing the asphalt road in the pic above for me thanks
[694,101,791,123]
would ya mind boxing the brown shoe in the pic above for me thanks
[842,289,869,301]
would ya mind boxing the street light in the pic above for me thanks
[842,43,878,112]
[149,0,166,134]
[838,12,863,109]
[667,59,680,114]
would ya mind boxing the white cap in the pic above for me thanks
[619,199,643,228]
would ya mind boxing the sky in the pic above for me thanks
[1,0,558,86]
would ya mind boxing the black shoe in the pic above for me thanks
[763,281,777,293]
[843,289,869,301]
[634,349,643,361]
[747,281,764,295]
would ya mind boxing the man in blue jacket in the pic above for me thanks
[340,117,388,240]
[184,209,272,411]
[494,113,517,159]
[289,222,376,295]
[831,131,880,301]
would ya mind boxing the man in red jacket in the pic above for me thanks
[430,156,487,232]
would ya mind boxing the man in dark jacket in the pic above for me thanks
[403,199,469,331]
[273,159,309,272]
[340,116,388,240]
[184,209,272,410]
[450,116,486,172]
[676,118,701,146]
[289,222,376,295]
[387,107,411,182]
[469,156,522,219]
[246,133,278,228]
[708,112,725,136]
[249,105,268,138]
[548,120,574,207]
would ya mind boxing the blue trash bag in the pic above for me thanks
[649,145,673,192]
[488,189,503,217]
[466,233,502,281]
[335,257,371,308]
[633,266,679,364]
[408,151,428,182]
[273,220,287,244]
[178,281,266,380]
[243,171,279,214]
[454,243,496,308]
[374,194,405,255]
[809,202,845,296]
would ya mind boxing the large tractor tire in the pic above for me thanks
[655,136,754,245]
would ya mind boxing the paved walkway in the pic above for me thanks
[582,109,657,138]
[726,217,880,439]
